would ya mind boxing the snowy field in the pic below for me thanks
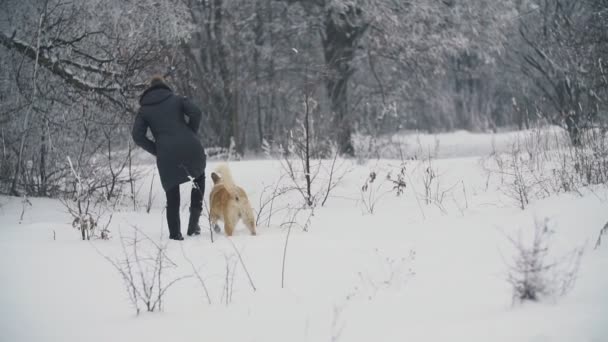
[1,129,607,342]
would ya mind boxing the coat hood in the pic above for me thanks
[139,82,173,106]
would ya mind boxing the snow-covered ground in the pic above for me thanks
[1,129,607,342]
[353,126,566,159]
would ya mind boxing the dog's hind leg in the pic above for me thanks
[210,212,221,233]
[223,211,236,237]
[242,208,257,236]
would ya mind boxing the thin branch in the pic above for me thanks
[225,237,257,292]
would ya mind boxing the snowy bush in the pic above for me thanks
[254,173,293,227]
[144,172,156,214]
[407,153,463,215]
[360,171,386,215]
[353,132,408,162]
[416,154,453,210]
[205,138,241,161]
[488,146,539,209]
[505,218,584,303]
[547,128,608,193]
[61,157,111,240]
[101,227,187,315]
[485,127,608,209]
[570,129,608,186]
[275,143,348,208]
[360,162,407,215]
[347,249,416,301]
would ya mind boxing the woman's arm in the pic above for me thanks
[131,111,157,156]
[182,96,202,133]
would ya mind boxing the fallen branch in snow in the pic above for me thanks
[221,253,239,305]
[462,180,469,209]
[203,197,215,243]
[281,220,294,289]
[281,206,315,288]
[19,195,32,224]
[145,172,156,214]
[225,237,256,292]
[348,249,416,301]
[180,244,212,305]
[322,148,347,207]
[403,171,426,220]
[595,221,608,249]
[331,304,347,342]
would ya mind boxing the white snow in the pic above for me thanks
[353,126,567,159]
[1,130,607,342]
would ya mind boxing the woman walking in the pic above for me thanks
[132,76,206,240]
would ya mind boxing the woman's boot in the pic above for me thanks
[166,206,184,240]
[187,207,202,236]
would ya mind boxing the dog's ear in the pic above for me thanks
[211,172,221,184]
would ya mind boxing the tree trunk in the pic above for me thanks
[213,0,238,150]
[39,126,47,196]
[565,111,582,147]
[321,5,367,157]
[326,75,353,156]
[262,0,276,146]
[11,5,46,195]
[254,0,264,149]
[183,0,237,150]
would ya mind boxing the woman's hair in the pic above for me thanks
[149,75,165,86]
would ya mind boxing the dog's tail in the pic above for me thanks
[214,163,236,190]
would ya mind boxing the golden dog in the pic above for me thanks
[209,164,256,236]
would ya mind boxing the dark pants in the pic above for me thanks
[165,174,205,237]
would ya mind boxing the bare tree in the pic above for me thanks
[0,0,189,197]
[515,0,605,145]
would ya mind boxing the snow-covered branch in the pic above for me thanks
[0,31,124,93]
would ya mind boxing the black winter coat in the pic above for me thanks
[132,82,206,191]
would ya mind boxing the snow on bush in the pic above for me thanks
[505,218,584,303]
[347,248,416,301]
[99,227,188,314]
